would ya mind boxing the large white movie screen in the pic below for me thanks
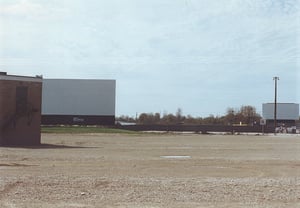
[42,79,115,116]
[262,103,299,120]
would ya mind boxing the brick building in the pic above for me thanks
[0,72,42,145]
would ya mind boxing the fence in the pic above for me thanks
[117,124,275,134]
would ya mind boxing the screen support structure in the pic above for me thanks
[273,76,279,135]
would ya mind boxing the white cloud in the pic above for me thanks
[0,0,299,116]
[0,0,44,16]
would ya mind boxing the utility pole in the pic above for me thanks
[273,76,279,134]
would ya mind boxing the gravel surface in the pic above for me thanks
[0,133,299,207]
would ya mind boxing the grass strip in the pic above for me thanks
[41,126,138,134]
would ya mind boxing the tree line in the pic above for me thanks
[117,105,262,126]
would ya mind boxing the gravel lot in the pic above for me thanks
[1,133,300,207]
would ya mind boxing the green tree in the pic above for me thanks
[224,106,261,126]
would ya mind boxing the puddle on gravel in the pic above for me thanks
[160,156,191,159]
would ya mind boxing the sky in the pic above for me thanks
[0,0,299,117]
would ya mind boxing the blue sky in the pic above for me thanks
[0,0,299,117]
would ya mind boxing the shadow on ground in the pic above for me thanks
[0,143,98,149]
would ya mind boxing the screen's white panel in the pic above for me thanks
[262,103,299,120]
[42,79,115,116]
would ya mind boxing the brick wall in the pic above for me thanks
[0,78,42,145]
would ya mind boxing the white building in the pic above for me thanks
[262,103,299,127]
[42,79,116,125]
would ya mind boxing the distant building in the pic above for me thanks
[262,103,299,127]
[42,79,116,125]
[0,72,42,146]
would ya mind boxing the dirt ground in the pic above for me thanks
[0,133,300,208]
